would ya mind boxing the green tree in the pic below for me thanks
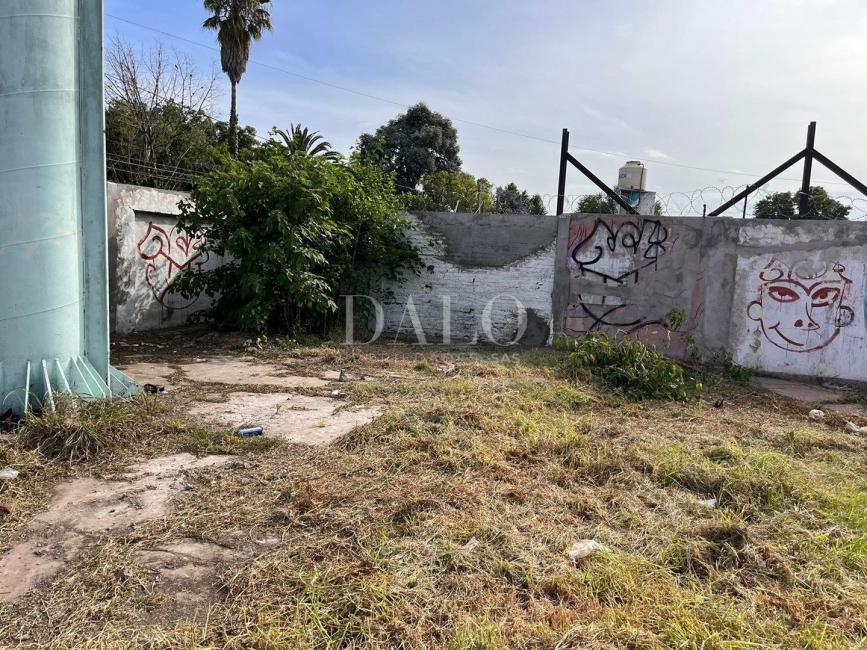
[754,187,850,220]
[412,170,494,213]
[494,182,547,215]
[753,191,795,220]
[357,103,461,191]
[174,147,420,333]
[577,192,616,214]
[203,0,273,157]
[273,124,339,161]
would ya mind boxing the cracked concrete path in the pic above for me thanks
[190,392,383,445]
[0,453,231,603]
[753,376,867,417]
[118,356,330,391]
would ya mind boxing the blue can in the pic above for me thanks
[237,426,264,437]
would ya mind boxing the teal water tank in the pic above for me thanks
[0,0,137,414]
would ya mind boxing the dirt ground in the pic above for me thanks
[0,328,865,649]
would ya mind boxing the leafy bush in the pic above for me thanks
[556,333,699,401]
[175,144,420,333]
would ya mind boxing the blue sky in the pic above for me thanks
[105,0,867,215]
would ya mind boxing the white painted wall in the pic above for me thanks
[108,182,222,334]
[730,250,867,382]
[378,214,555,345]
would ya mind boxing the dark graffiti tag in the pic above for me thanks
[137,222,209,309]
[569,218,672,285]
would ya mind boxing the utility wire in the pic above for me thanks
[107,13,859,187]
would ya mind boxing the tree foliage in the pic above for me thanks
[754,187,850,220]
[174,145,420,333]
[577,193,616,214]
[203,0,272,156]
[273,124,339,160]
[410,171,494,213]
[104,38,258,190]
[494,182,547,215]
[358,103,462,191]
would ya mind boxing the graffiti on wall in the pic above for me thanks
[747,257,854,352]
[562,216,702,356]
[136,222,209,310]
[568,217,674,285]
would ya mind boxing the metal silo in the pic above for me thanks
[0,0,138,414]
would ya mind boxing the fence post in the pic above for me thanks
[798,121,816,217]
[556,128,569,216]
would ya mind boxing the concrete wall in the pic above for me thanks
[379,212,559,345]
[553,214,867,383]
[107,182,219,334]
[103,181,867,383]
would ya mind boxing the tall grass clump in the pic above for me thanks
[17,395,163,462]
[557,332,698,401]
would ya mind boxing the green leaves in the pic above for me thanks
[557,333,699,401]
[175,146,419,333]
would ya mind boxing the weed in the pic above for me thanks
[557,332,698,400]
[17,395,166,462]
[710,347,752,384]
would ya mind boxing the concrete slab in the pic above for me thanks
[190,392,383,445]
[0,453,231,603]
[821,402,867,418]
[114,361,178,391]
[177,356,329,389]
[752,377,847,403]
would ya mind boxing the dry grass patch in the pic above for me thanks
[1,338,865,648]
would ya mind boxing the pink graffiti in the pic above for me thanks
[137,223,209,310]
[747,258,854,352]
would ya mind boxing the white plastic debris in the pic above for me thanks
[701,497,717,508]
[808,409,825,422]
[462,537,480,552]
[0,467,19,481]
[568,539,607,563]
[844,421,867,436]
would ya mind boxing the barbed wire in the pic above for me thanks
[538,187,867,220]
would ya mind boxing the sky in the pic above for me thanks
[105,0,867,216]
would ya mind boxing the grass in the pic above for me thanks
[16,395,168,462]
[0,334,865,648]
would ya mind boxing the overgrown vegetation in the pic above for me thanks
[16,396,167,462]
[557,332,699,400]
[174,144,420,333]
[2,339,866,648]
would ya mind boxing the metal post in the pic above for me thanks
[799,121,816,217]
[556,128,569,215]
[742,196,748,219]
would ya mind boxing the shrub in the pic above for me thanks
[175,145,420,333]
[556,333,698,401]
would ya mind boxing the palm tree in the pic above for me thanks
[273,124,340,161]
[203,0,272,156]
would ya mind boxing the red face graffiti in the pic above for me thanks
[137,222,209,310]
[747,259,854,352]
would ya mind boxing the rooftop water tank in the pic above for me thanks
[617,161,647,191]
[0,0,138,414]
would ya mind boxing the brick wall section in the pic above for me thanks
[378,212,558,345]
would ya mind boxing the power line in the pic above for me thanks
[106,14,863,189]
[107,13,858,187]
